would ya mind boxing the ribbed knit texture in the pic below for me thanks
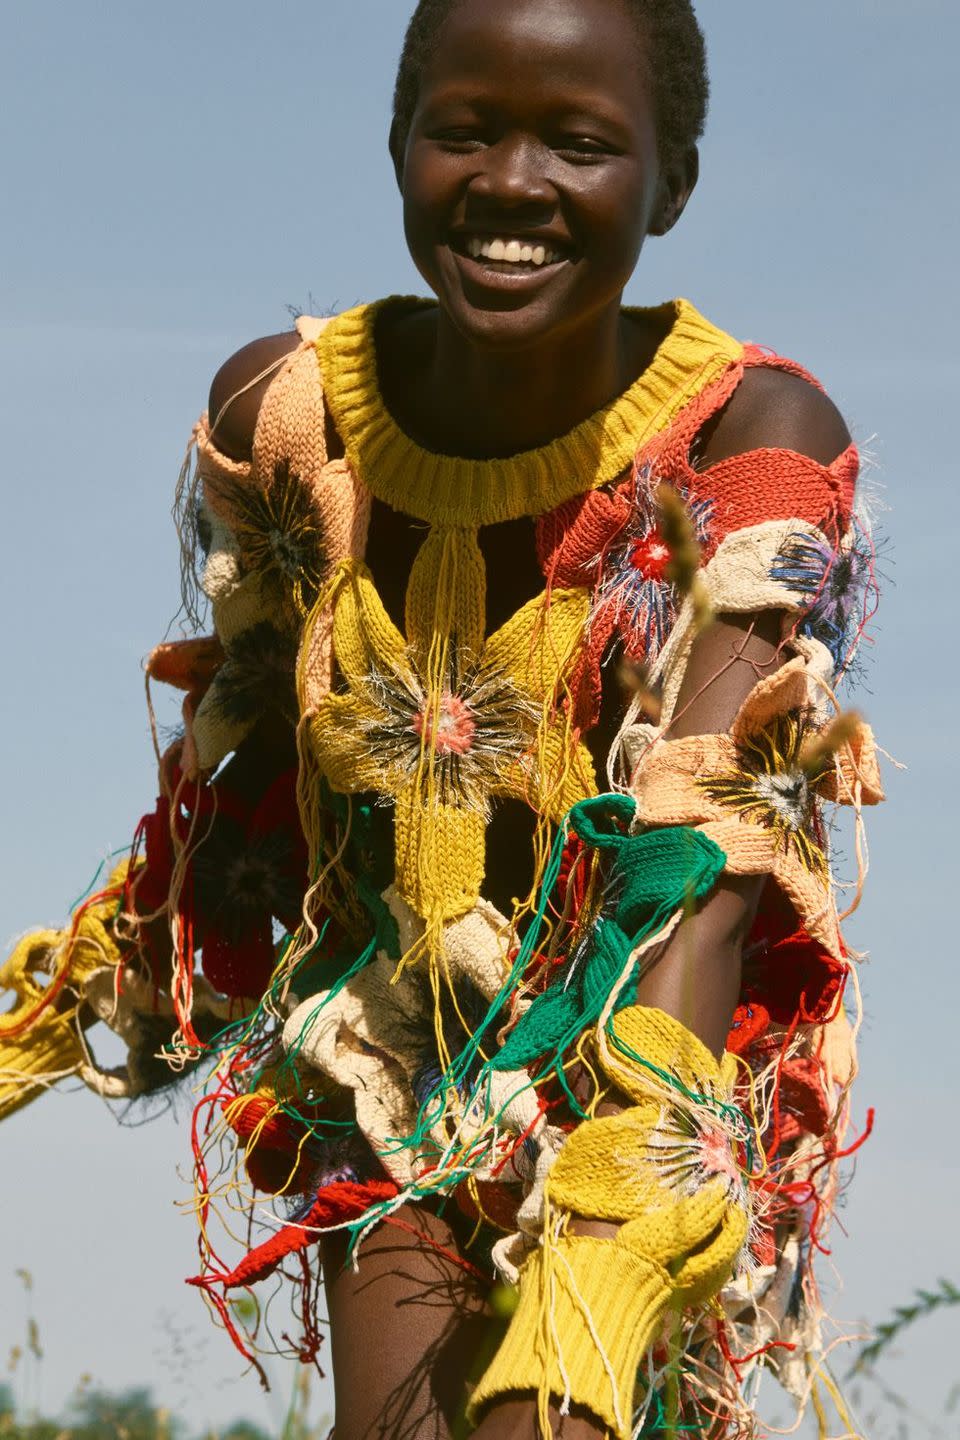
[189,319,371,775]
[472,1239,671,1438]
[318,297,743,526]
[471,1006,749,1440]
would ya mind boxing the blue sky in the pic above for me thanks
[1,1,958,1433]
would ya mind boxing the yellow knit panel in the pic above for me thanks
[598,1002,725,1105]
[329,559,406,686]
[0,1008,85,1121]
[318,298,744,526]
[395,795,487,927]
[308,559,596,928]
[405,526,486,659]
[471,1214,749,1440]
[470,1239,670,1440]
[396,528,488,920]
[472,1007,749,1440]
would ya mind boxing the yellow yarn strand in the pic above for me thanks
[0,864,130,1119]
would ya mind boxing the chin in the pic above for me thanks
[438,280,601,357]
[423,244,630,356]
[446,298,563,353]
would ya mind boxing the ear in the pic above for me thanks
[388,118,406,191]
[648,145,700,238]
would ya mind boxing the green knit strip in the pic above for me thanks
[490,798,727,1080]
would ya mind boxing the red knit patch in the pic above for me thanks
[536,348,860,729]
[193,1179,400,1292]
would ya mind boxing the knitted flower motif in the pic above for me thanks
[209,621,299,729]
[630,655,884,957]
[215,458,327,617]
[359,654,540,811]
[593,465,713,663]
[770,523,877,673]
[308,561,595,926]
[697,708,830,882]
[643,1101,746,1204]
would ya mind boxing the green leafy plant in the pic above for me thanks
[853,1278,960,1374]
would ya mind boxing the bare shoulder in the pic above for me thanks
[699,363,852,470]
[207,331,301,462]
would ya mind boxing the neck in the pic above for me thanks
[398,301,650,459]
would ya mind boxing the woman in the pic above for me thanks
[0,0,882,1436]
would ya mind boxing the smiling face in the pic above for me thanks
[395,0,691,353]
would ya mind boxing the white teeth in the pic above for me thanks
[466,236,563,267]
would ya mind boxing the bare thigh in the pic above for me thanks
[321,1203,494,1440]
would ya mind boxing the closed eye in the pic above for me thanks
[431,128,489,152]
[553,136,620,163]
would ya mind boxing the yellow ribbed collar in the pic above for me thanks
[318,296,742,527]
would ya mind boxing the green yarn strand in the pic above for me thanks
[491,799,727,1075]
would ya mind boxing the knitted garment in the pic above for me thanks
[187,315,371,775]
[626,644,884,959]
[471,1006,749,1440]
[0,872,127,1119]
[306,561,593,927]
[0,297,884,1436]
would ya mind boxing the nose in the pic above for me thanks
[467,134,555,212]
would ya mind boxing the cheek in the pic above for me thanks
[402,162,469,285]
[402,148,462,237]
[567,163,658,263]
[574,185,652,275]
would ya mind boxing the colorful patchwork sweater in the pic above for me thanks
[0,297,883,1437]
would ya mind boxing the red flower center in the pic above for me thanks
[413,692,476,756]
[629,529,672,581]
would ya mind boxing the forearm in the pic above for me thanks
[472,614,782,1440]
[633,872,759,1059]
[631,608,782,1055]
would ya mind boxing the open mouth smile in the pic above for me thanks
[448,232,574,283]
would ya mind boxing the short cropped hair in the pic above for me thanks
[392,0,709,169]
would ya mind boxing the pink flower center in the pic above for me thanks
[699,1123,741,1186]
[413,692,476,756]
[629,530,672,581]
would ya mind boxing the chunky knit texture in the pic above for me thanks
[538,347,861,732]
[627,650,885,956]
[190,316,371,775]
[319,298,743,526]
[309,560,594,927]
[491,797,728,1074]
[1,295,882,1437]
[471,1007,749,1439]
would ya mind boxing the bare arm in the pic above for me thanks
[205,329,300,460]
[472,368,852,1440]
[632,365,852,1055]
